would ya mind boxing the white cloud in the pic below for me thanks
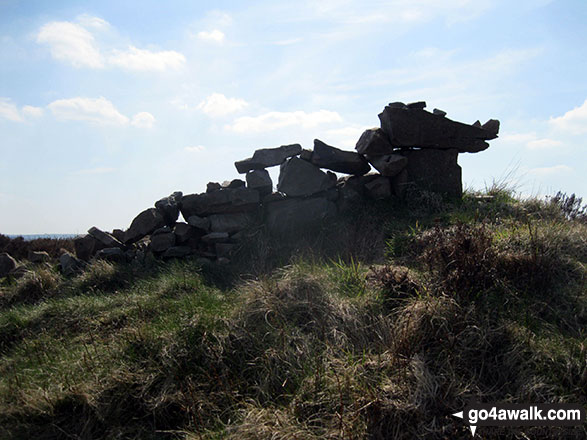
[71,167,116,176]
[273,38,303,46]
[75,14,110,30]
[197,29,225,43]
[48,97,129,125]
[0,98,23,122]
[527,165,573,176]
[227,110,342,133]
[185,145,206,152]
[36,21,104,68]
[549,99,587,134]
[197,93,248,116]
[108,46,186,71]
[21,105,44,118]
[131,112,156,128]
[526,138,562,150]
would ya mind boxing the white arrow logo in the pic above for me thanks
[453,411,477,436]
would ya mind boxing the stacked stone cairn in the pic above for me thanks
[3,101,498,275]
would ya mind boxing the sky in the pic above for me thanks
[1,0,586,234]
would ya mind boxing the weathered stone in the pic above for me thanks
[299,149,313,161]
[235,144,302,173]
[407,101,426,109]
[162,246,192,259]
[262,192,286,204]
[265,197,337,234]
[96,247,127,263]
[151,232,176,253]
[124,208,166,244]
[155,191,182,226]
[400,149,462,197]
[222,179,245,189]
[355,128,394,156]
[311,139,370,175]
[378,105,499,153]
[391,168,409,198]
[364,176,392,200]
[28,250,50,263]
[482,119,500,136]
[277,157,337,197]
[74,234,102,261]
[173,222,195,243]
[181,188,260,217]
[59,252,84,276]
[209,212,256,234]
[111,229,125,242]
[246,169,272,196]
[337,175,366,212]
[152,226,172,235]
[207,182,221,193]
[88,226,123,248]
[187,215,210,232]
[202,232,230,244]
[433,108,447,117]
[0,253,17,277]
[389,101,406,108]
[215,243,236,258]
[366,154,407,177]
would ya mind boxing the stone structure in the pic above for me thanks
[0,101,499,275]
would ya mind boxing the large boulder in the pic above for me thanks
[246,169,272,196]
[28,250,50,263]
[88,226,124,248]
[151,231,176,253]
[209,212,257,234]
[277,157,337,197]
[96,247,127,263]
[378,103,498,153]
[124,208,166,244]
[74,234,103,261]
[59,252,84,276]
[155,191,182,226]
[366,154,407,177]
[355,128,394,156]
[0,253,17,277]
[235,144,302,173]
[311,139,370,175]
[265,197,337,234]
[400,148,462,197]
[173,222,197,244]
[186,215,211,232]
[181,188,260,217]
[364,175,392,200]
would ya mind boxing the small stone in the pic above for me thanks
[433,108,447,117]
[388,102,406,108]
[407,101,426,109]
[0,253,18,277]
[207,182,222,193]
[28,250,50,263]
[246,169,272,196]
[155,191,182,226]
[222,179,245,189]
[299,149,313,161]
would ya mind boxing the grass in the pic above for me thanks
[0,188,585,439]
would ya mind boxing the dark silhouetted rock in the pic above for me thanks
[162,246,192,259]
[389,101,406,108]
[299,149,313,161]
[378,105,498,153]
[337,175,366,212]
[28,250,50,263]
[111,229,125,242]
[202,232,230,244]
[364,176,392,200]
[235,144,302,173]
[209,212,256,233]
[366,154,407,177]
[355,128,394,156]
[88,226,123,248]
[222,179,245,189]
[265,197,337,234]
[482,119,500,136]
[407,101,426,109]
[181,188,260,217]
[96,247,127,263]
[151,231,176,253]
[207,182,221,193]
[400,148,462,197]
[173,222,196,243]
[215,243,236,258]
[124,208,166,244]
[187,215,211,232]
[311,139,370,175]
[0,253,17,277]
[277,157,337,197]
[59,252,84,276]
[246,169,272,196]
[433,108,447,117]
[155,191,182,226]
[74,234,103,261]
[391,168,409,198]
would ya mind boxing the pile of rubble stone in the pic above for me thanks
[0,101,500,277]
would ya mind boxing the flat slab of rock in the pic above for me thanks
[0,253,18,277]
[355,128,394,156]
[400,148,462,197]
[124,208,166,244]
[366,154,407,177]
[155,191,182,226]
[277,157,337,197]
[28,250,50,263]
[209,212,256,234]
[310,139,370,175]
[181,188,260,217]
[378,105,498,153]
[88,226,124,248]
[202,232,230,244]
[235,144,302,173]
[96,247,127,263]
[265,197,337,234]
[74,234,103,261]
[246,169,272,196]
[187,215,211,232]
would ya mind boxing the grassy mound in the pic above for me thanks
[0,188,585,439]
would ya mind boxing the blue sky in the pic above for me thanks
[1,0,586,234]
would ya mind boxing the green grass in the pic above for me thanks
[0,188,585,439]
